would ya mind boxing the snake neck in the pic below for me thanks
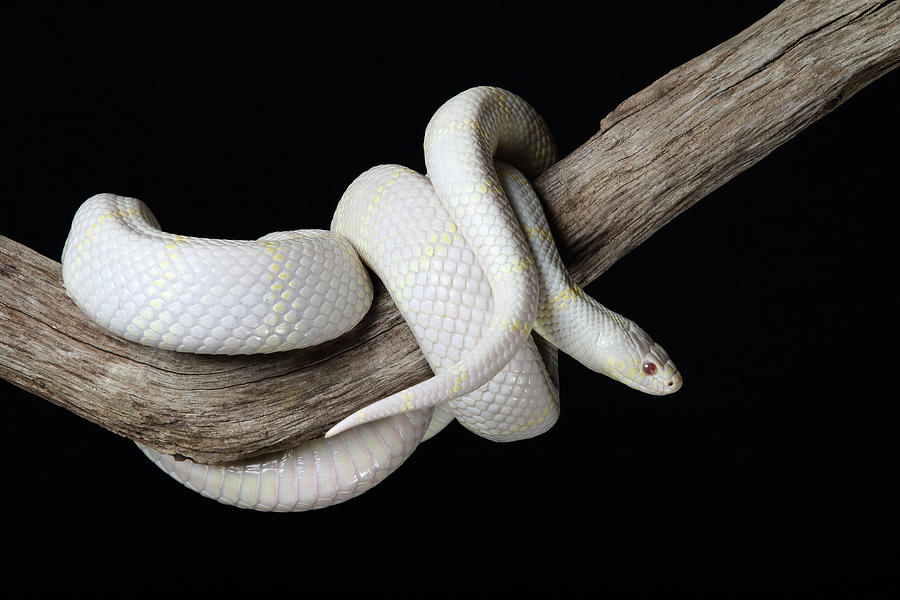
[535,288,679,395]
[535,284,604,366]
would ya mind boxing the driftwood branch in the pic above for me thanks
[2,0,898,463]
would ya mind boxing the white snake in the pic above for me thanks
[62,87,681,511]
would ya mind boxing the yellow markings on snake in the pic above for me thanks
[492,255,535,282]
[61,87,680,513]
[542,285,586,310]
[490,316,532,334]
[523,225,554,243]
[398,391,416,412]
[164,236,188,251]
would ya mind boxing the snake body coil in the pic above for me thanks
[63,87,681,511]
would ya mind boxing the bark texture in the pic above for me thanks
[2,0,897,463]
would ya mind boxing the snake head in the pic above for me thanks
[593,314,682,395]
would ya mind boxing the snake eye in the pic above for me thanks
[642,362,658,376]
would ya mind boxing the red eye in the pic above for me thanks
[642,362,657,376]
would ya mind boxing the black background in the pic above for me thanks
[3,2,898,593]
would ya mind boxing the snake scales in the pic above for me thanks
[61,87,681,511]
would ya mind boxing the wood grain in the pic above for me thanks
[2,0,897,463]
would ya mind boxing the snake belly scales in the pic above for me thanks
[61,87,682,511]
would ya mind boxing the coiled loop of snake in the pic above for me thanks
[63,87,681,511]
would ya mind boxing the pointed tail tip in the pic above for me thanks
[324,347,522,439]
[324,414,359,439]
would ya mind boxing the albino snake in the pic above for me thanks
[62,87,681,511]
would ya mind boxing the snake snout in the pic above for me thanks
[658,364,683,394]
[637,341,682,395]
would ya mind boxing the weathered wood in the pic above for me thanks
[536,0,900,285]
[1,0,897,463]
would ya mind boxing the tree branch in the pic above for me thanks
[1,0,897,463]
